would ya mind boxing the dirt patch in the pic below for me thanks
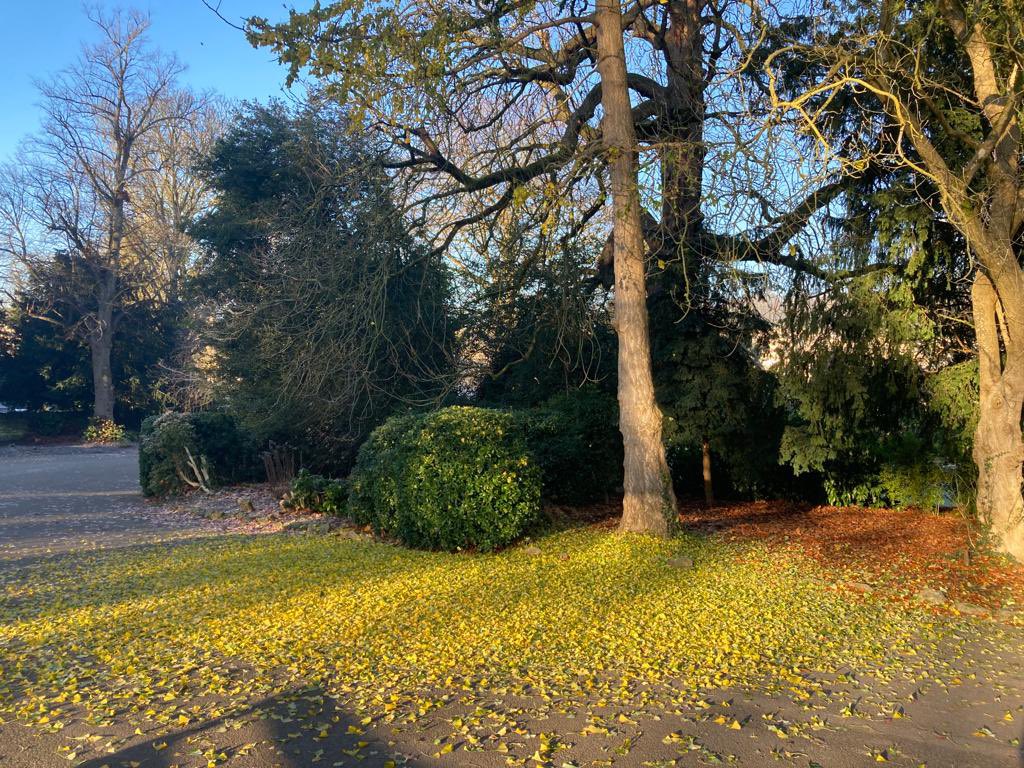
[134,483,368,538]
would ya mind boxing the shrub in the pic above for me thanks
[349,407,541,551]
[139,414,198,496]
[0,413,28,443]
[83,418,127,444]
[516,388,623,505]
[285,469,348,516]
[346,413,422,533]
[819,431,968,510]
[321,481,349,516]
[0,411,90,440]
[28,411,79,437]
[877,461,950,510]
[139,411,258,497]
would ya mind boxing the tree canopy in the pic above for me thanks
[188,101,456,470]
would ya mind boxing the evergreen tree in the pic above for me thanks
[189,102,456,470]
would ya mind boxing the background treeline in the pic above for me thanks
[0,6,987,517]
[1,94,975,508]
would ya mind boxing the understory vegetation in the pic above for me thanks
[284,469,349,516]
[349,407,542,552]
[139,412,259,497]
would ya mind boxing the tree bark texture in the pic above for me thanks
[661,0,706,260]
[89,192,124,422]
[972,271,1024,560]
[90,325,115,421]
[595,0,678,535]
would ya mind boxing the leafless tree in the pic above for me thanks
[0,8,205,420]
[133,98,224,306]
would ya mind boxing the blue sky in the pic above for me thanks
[0,1,301,160]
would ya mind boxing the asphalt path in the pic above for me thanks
[0,444,190,562]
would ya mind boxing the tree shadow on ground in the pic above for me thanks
[75,686,427,768]
[0,533,215,575]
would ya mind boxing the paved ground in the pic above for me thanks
[0,444,205,563]
[1,446,1023,767]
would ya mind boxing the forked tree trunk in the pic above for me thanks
[972,272,1024,560]
[594,0,678,535]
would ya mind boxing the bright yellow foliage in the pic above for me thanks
[0,528,949,731]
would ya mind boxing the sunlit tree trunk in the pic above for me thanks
[595,0,677,535]
[702,437,714,507]
[972,271,1024,560]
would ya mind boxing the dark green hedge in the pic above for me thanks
[0,411,90,441]
[516,388,623,505]
[349,407,541,551]
[139,412,259,497]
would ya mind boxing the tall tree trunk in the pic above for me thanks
[90,181,125,424]
[90,327,115,421]
[595,0,678,535]
[972,271,1024,560]
[702,437,714,507]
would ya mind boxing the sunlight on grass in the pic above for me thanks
[0,528,946,729]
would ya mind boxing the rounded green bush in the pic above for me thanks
[349,407,541,551]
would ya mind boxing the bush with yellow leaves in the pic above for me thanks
[83,418,127,444]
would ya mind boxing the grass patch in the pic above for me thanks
[0,527,954,731]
